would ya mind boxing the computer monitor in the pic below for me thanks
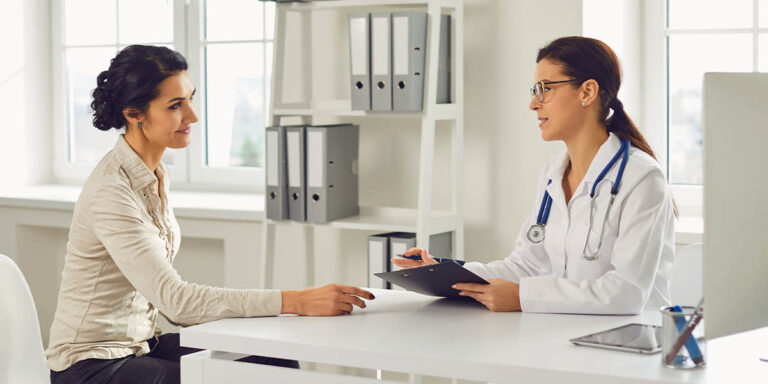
[703,72,768,339]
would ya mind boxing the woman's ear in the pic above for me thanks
[123,107,144,129]
[579,79,600,107]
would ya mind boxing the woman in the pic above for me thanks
[46,45,374,384]
[395,37,675,314]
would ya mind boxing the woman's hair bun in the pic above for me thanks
[90,45,188,131]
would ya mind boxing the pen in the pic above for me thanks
[397,254,466,266]
[665,299,705,366]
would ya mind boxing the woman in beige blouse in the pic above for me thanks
[46,45,374,384]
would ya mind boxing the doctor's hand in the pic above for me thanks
[453,279,521,312]
[391,247,439,269]
[281,284,375,316]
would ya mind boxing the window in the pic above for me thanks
[666,0,767,185]
[53,0,274,190]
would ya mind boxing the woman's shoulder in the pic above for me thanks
[78,150,137,208]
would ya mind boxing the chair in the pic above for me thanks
[670,243,703,307]
[0,254,49,384]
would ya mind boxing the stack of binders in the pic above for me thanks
[367,231,453,289]
[349,12,451,112]
[266,124,360,223]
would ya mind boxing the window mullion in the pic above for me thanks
[754,0,760,71]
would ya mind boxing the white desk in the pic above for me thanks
[180,289,767,384]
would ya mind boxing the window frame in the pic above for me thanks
[52,0,271,193]
[644,0,767,216]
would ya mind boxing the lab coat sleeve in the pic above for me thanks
[463,170,553,283]
[518,169,672,314]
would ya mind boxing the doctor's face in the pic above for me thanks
[529,59,585,142]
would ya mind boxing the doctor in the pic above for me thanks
[394,36,676,314]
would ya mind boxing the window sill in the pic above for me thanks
[0,184,265,222]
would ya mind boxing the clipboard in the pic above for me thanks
[374,261,488,298]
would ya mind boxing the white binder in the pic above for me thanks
[368,234,391,289]
[349,14,371,111]
[286,126,307,221]
[371,13,392,111]
[306,124,360,223]
[265,126,288,220]
[392,12,428,111]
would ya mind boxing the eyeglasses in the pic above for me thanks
[530,79,580,103]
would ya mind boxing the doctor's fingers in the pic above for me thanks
[404,247,425,256]
[392,258,424,268]
[452,283,488,293]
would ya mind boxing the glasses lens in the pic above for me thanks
[534,82,544,102]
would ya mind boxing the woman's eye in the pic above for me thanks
[543,87,551,92]
[170,102,181,110]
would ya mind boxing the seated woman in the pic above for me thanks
[46,45,374,384]
[395,36,676,315]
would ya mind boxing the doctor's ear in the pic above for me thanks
[122,107,145,130]
[579,79,600,107]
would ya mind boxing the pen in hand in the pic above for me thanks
[397,254,465,266]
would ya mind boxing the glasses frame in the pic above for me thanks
[530,79,580,103]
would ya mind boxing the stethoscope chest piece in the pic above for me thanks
[527,224,545,243]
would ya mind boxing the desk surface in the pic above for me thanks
[181,289,766,383]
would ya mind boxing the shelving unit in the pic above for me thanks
[261,0,464,289]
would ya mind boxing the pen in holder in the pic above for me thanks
[661,300,706,369]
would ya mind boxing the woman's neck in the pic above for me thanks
[124,129,165,173]
[564,125,609,183]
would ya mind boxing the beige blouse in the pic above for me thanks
[46,135,282,372]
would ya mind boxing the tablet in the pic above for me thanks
[569,323,662,354]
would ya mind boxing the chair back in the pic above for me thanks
[670,243,703,307]
[0,254,49,384]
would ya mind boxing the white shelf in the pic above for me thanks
[273,103,458,120]
[279,0,462,11]
[267,206,457,233]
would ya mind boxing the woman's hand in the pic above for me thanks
[453,279,522,312]
[281,284,375,316]
[391,247,439,269]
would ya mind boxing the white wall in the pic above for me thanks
[0,0,52,187]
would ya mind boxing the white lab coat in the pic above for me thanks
[463,133,675,314]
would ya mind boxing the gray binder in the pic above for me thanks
[392,12,427,111]
[436,14,451,104]
[286,126,307,221]
[368,233,391,289]
[306,124,360,223]
[349,14,371,111]
[265,126,288,220]
[371,13,392,111]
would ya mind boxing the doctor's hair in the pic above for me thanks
[536,36,658,162]
[91,45,188,131]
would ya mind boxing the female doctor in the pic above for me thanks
[394,36,676,315]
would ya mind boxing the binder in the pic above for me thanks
[392,12,428,111]
[371,13,392,111]
[286,126,307,221]
[436,14,451,104]
[306,124,360,223]
[265,126,288,220]
[368,233,391,289]
[349,14,371,111]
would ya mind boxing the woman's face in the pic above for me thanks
[528,58,586,142]
[139,70,198,149]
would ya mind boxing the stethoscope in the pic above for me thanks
[526,138,630,261]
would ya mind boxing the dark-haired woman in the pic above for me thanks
[45,45,374,384]
[395,36,675,315]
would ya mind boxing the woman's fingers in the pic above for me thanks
[339,292,367,309]
[337,302,354,314]
[337,285,375,300]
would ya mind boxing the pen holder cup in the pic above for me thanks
[661,306,706,369]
